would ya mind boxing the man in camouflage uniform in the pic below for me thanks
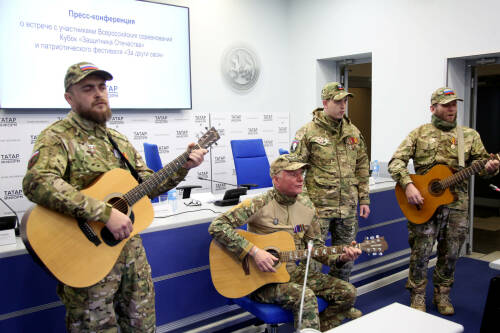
[22,62,207,332]
[290,82,370,283]
[388,87,499,315]
[209,155,362,332]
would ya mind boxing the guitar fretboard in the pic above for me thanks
[279,244,359,262]
[122,144,202,206]
[439,158,488,189]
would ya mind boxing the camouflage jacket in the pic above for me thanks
[388,115,496,211]
[290,109,370,219]
[23,110,187,223]
[208,188,339,272]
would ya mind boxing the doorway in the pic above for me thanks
[471,64,500,255]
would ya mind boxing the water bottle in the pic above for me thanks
[371,160,380,178]
[167,189,178,212]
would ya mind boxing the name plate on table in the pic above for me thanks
[0,229,16,246]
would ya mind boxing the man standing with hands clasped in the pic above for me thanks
[388,87,499,314]
[290,82,370,286]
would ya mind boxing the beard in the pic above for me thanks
[74,100,112,124]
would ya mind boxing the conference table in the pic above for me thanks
[1,179,410,332]
[326,302,464,333]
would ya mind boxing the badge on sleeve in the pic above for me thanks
[290,140,299,153]
[27,150,40,169]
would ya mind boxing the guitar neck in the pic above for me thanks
[279,244,357,262]
[440,159,487,189]
[123,144,202,206]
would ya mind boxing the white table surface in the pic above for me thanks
[489,258,500,270]
[326,302,463,333]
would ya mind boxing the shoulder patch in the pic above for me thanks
[290,140,299,153]
[27,151,40,169]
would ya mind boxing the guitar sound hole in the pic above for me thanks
[101,211,135,246]
[266,249,280,267]
[428,179,444,196]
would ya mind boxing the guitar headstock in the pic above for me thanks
[359,235,388,256]
[197,127,221,149]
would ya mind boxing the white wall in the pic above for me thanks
[287,0,500,161]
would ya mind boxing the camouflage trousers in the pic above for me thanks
[317,216,358,281]
[57,235,156,333]
[406,207,468,291]
[251,264,356,331]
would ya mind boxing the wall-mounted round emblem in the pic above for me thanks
[221,46,260,92]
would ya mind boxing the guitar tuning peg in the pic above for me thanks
[379,252,383,256]
[365,236,368,240]
[376,235,379,238]
[370,236,374,240]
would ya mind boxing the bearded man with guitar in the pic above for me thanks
[388,87,499,315]
[22,62,207,332]
[209,155,363,331]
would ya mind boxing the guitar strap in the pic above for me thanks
[107,133,143,184]
[457,126,465,168]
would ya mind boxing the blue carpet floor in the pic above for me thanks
[355,257,498,333]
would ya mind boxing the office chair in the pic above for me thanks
[278,148,289,155]
[233,295,328,333]
[230,139,273,189]
[143,142,163,203]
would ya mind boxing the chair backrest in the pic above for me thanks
[230,139,273,189]
[143,142,163,172]
[278,148,289,155]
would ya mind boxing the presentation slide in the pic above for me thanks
[0,0,191,109]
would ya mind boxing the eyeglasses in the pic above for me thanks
[184,199,201,207]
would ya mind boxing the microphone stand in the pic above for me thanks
[297,240,320,333]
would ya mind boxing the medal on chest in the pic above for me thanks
[87,144,96,156]
[294,224,306,238]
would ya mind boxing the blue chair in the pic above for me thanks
[143,142,163,203]
[233,296,328,333]
[279,148,289,155]
[230,139,273,189]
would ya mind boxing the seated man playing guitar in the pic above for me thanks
[22,62,207,332]
[208,155,362,331]
[388,87,499,315]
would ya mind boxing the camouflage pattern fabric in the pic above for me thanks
[209,188,357,329]
[320,216,358,281]
[388,115,494,211]
[23,110,187,331]
[251,265,356,331]
[290,109,370,219]
[23,110,187,222]
[406,207,468,290]
[389,114,496,294]
[57,236,155,332]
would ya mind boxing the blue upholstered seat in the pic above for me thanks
[143,142,163,203]
[230,139,273,189]
[233,295,328,332]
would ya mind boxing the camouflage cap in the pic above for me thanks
[270,154,308,177]
[431,87,463,105]
[321,82,353,101]
[64,62,113,91]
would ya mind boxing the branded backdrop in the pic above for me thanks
[0,110,289,217]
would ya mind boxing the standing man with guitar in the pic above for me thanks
[290,82,371,282]
[22,62,207,332]
[388,87,499,315]
[209,155,362,331]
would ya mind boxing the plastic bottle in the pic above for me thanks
[167,189,178,212]
[371,160,380,178]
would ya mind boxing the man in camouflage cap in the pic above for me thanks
[290,82,370,285]
[23,61,207,332]
[388,87,499,315]
[209,154,363,331]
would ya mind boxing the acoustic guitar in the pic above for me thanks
[209,229,388,298]
[395,153,500,224]
[21,127,220,288]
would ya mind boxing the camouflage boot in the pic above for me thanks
[433,286,454,315]
[345,307,362,319]
[410,288,426,312]
[319,311,345,331]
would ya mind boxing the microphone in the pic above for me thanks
[0,197,20,236]
[297,240,320,333]
[197,176,257,190]
[197,177,257,206]
[489,184,500,192]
